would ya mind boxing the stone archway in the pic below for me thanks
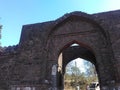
[61,42,96,75]
[46,13,115,90]
[57,42,98,90]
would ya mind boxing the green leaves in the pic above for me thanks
[64,59,98,90]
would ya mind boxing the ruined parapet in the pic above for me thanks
[0,45,19,55]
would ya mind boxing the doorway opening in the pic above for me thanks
[57,42,100,90]
[64,58,99,90]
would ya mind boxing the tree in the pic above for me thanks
[0,20,2,46]
[83,60,98,84]
[64,59,98,90]
[65,61,88,90]
[0,20,3,54]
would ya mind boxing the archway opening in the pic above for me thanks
[64,58,99,90]
[57,42,100,90]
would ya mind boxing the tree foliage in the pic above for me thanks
[64,59,98,90]
[0,21,3,53]
[0,21,2,46]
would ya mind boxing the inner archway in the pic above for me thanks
[57,42,100,90]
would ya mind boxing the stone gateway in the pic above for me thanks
[0,10,120,90]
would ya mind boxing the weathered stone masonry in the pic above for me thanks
[0,10,120,90]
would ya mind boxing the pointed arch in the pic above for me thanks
[58,40,95,56]
[48,11,107,40]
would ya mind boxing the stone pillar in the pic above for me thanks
[51,64,57,90]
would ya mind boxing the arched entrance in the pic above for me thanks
[46,12,115,90]
[57,42,99,90]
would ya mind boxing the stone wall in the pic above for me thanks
[0,10,120,90]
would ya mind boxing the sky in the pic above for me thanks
[0,0,120,46]
[66,58,92,73]
[69,58,86,72]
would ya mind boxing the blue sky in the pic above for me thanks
[0,0,120,46]
[67,58,86,73]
